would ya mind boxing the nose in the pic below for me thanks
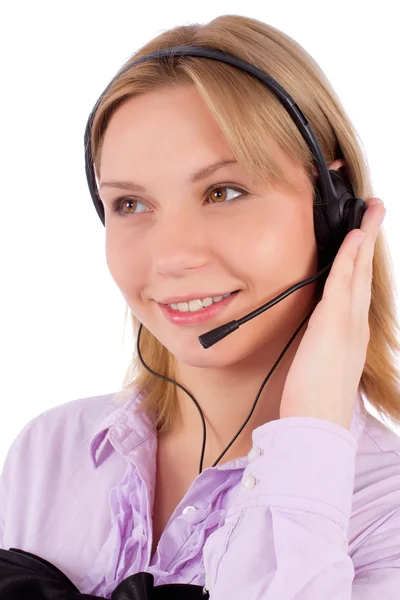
[149,209,210,277]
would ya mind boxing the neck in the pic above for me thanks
[164,325,306,469]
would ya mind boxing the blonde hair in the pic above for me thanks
[90,14,400,435]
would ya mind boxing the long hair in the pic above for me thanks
[90,14,400,435]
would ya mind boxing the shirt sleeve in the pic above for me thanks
[350,506,400,599]
[202,417,400,599]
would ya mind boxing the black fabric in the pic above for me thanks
[0,549,209,599]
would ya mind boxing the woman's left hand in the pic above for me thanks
[279,197,386,431]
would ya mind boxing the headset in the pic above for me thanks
[84,45,367,474]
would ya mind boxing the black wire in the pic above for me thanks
[136,323,207,474]
[207,307,313,470]
[136,306,313,474]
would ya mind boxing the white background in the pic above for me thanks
[1,1,399,468]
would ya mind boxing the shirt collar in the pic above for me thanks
[89,386,156,468]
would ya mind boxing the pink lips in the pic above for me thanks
[159,291,239,326]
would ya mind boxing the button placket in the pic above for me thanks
[247,446,263,462]
[182,505,197,515]
[241,445,263,492]
[241,473,257,492]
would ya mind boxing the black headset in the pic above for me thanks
[84,46,367,474]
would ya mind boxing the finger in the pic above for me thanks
[351,199,386,327]
[323,198,384,305]
[321,228,366,306]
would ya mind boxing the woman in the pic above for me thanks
[0,13,399,599]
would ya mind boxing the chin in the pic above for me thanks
[161,331,256,369]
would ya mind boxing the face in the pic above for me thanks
[99,84,329,370]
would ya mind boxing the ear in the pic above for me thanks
[312,159,346,178]
[328,158,346,171]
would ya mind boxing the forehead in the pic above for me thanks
[99,84,308,195]
[103,85,224,146]
[99,85,235,177]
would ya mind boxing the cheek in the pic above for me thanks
[227,207,318,359]
[239,199,317,286]
[242,201,318,338]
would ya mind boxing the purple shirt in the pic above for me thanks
[1,386,400,598]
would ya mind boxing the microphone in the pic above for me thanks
[198,261,333,348]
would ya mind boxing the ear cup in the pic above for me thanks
[314,168,367,268]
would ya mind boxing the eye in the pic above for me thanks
[206,185,248,205]
[110,184,248,217]
[111,197,147,216]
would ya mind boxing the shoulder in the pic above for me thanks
[10,389,131,446]
[31,389,123,428]
[0,388,138,486]
[0,388,140,552]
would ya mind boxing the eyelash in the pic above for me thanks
[110,184,249,217]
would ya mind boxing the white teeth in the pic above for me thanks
[176,302,190,312]
[168,292,233,313]
[202,297,213,307]
[188,299,203,312]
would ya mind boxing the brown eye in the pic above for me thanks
[121,199,137,214]
[207,186,246,204]
[112,185,247,217]
[112,197,146,216]
[209,187,228,203]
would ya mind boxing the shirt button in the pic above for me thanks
[182,505,197,515]
[247,446,263,462]
[241,474,257,492]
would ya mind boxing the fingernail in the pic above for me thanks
[369,198,383,206]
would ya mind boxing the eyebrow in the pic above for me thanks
[99,159,238,193]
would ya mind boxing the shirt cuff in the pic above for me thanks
[232,416,358,530]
